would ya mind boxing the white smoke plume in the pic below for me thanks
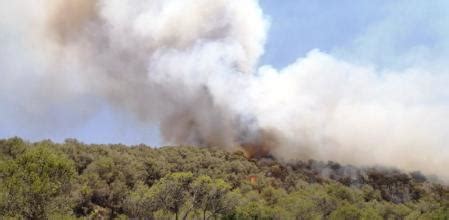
[1,0,449,178]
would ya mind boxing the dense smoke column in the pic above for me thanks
[42,0,269,152]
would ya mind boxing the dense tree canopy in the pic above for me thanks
[0,137,448,219]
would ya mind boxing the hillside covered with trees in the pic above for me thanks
[0,137,448,219]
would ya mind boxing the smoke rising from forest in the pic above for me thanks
[1,0,449,178]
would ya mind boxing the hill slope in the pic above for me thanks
[0,137,448,219]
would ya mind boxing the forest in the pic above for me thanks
[0,137,448,219]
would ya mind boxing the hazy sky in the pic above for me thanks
[1,0,448,146]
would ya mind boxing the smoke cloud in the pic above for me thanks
[1,0,449,178]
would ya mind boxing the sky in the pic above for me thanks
[1,0,448,146]
[259,0,388,68]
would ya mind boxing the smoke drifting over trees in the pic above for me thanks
[1,0,449,178]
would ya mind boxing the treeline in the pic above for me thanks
[0,137,448,219]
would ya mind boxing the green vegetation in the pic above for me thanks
[0,137,448,219]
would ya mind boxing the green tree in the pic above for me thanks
[123,181,153,218]
[148,172,193,220]
[261,186,287,206]
[0,137,26,160]
[189,175,232,219]
[235,190,269,219]
[0,145,75,219]
[419,207,449,219]
[280,190,321,220]
[329,204,382,220]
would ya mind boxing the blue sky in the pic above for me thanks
[259,0,389,68]
[1,0,447,145]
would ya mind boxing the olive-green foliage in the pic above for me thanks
[123,181,153,218]
[149,172,193,219]
[190,175,233,219]
[329,204,382,220]
[0,137,448,219]
[0,142,75,219]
